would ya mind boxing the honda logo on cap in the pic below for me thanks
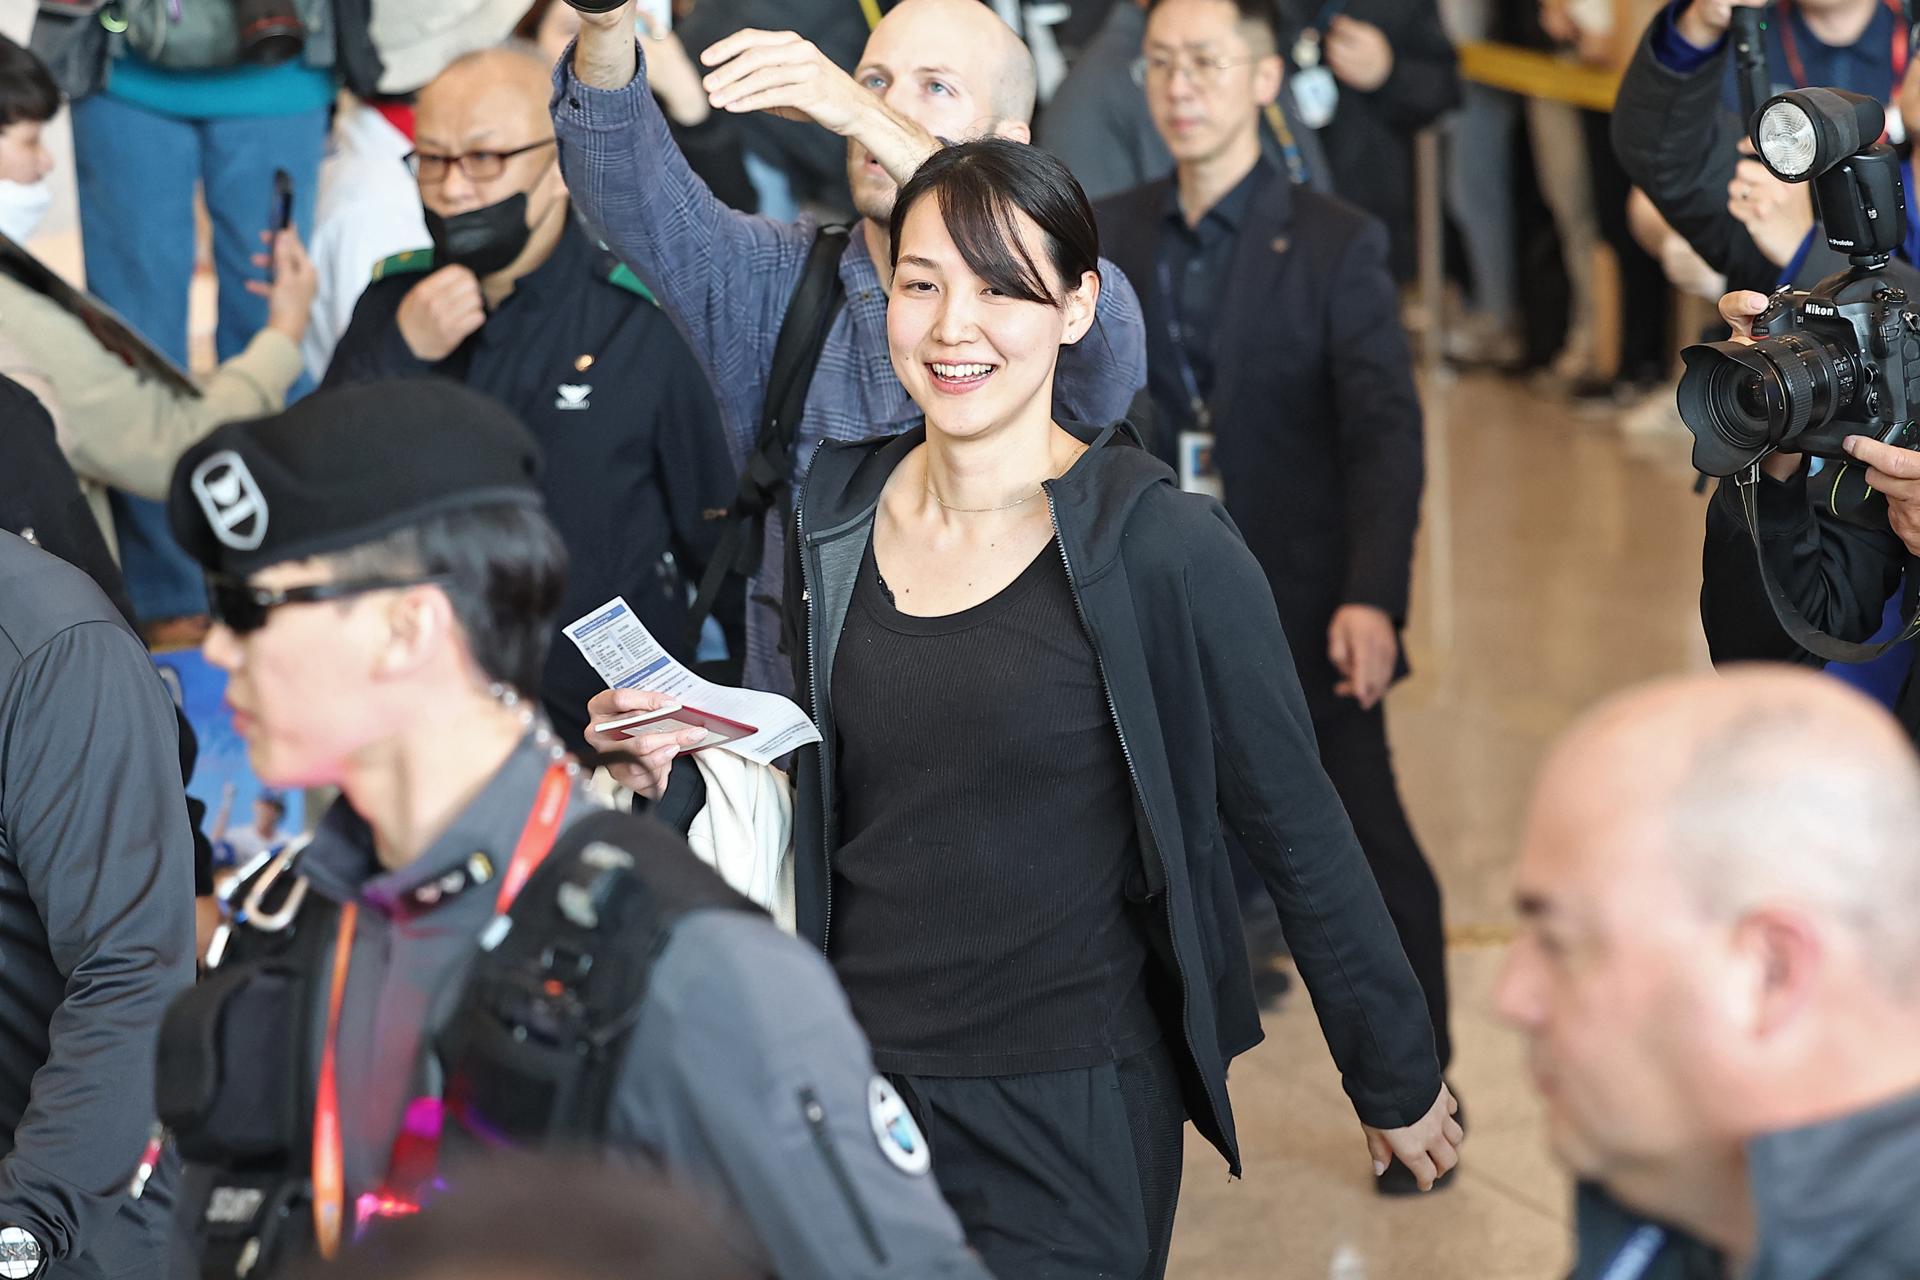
[190,451,269,551]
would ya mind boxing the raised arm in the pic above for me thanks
[557,11,811,439]
[6,282,302,502]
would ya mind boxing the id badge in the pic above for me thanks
[1291,65,1339,129]
[1178,431,1223,500]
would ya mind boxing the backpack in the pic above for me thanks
[683,225,850,659]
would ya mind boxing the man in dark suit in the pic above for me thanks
[1098,0,1446,1196]
[1275,0,1459,281]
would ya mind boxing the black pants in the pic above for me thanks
[890,1040,1186,1280]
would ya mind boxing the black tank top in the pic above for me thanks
[829,534,1162,1077]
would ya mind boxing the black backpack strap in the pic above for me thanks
[685,224,851,655]
[438,810,760,1148]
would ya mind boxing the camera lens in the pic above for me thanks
[234,0,303,65]
[1676,333,1857,475]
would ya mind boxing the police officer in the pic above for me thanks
[157,379,992,1280]
[323,43,736,751]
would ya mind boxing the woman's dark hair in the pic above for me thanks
[321,503,568,699]
[0,36,60,131]
[888,138,1101,309]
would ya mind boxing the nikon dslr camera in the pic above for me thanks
[1677,88,1920,523]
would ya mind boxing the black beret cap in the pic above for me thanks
[169,378,545,578]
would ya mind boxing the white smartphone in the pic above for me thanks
[591,704,684,735]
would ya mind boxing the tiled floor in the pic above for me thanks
[1168,370,1714,1278]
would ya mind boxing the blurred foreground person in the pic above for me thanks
[159,380,988,1280]
[0,528,195,1279]
[299,1156,753,1280]
[1500,667,1920,1278]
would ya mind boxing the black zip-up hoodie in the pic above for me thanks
[784,420,1441,1173]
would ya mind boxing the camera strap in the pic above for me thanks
[1736,463,1920,662]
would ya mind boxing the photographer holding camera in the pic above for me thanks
[1613,0,1920,294]
[1682,88,1920,740]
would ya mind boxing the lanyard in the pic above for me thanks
[310,763,574,1259]
[1263,102,1312,187]
[1596,1226,1667,1280]
[1777,0,1908,95]
[1154,254,1209,429]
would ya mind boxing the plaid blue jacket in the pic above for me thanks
[552,45,1149,695]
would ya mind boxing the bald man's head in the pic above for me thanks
[412,44,569,266]
[1498,667,1920,1199]
[1541,667,1920,984]
[874,0,1039,123]
[846,0,1039,223]
[420,45,554,124]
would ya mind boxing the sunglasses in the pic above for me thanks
[207,575,449,635]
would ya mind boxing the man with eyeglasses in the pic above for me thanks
[158,378,995,1280]
[322,44,736,753]
[1097,0,1446,1196]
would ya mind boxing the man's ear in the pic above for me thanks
[992,118,1033,145]
[1060,270,1102,347]
[375,585,452,684]
[1254,53,1284,108]
[1730,907,1823,1040]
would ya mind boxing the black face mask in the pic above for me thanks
[425,192,531,277]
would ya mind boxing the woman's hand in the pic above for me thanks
[1361,1084,1464,1190]
[583,687,707,801]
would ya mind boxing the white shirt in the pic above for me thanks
[303,99,430,383]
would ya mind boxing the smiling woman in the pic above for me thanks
[742,136,1461,1279]
[882,139,1102,476]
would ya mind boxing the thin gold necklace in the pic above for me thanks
[924,479,1045,513]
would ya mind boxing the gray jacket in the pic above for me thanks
[1572,1086,1920,1279]
[193,733,989,1280]
[0,533,195,1278]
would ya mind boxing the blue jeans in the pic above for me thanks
[70,92,326,621]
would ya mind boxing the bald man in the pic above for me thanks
[1499,667,1920,1279]
[322,46,736,754]
[556,0,1148,696]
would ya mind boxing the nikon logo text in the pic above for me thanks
[1805,304,1838,317]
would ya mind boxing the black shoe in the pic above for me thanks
[1375,1158,1457,1195]
[1374,1088,1465,1196]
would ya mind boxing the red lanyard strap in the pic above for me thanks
[310,764,573,1258]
